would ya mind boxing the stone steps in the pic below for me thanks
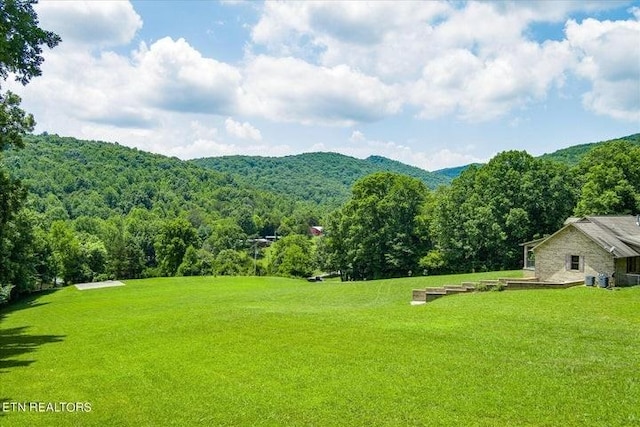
[412,284,476,303]
[412,278,583,304]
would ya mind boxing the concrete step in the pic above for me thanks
[412,289,427,301]
[444,287,469,294]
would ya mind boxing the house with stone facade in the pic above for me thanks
[526,215,640,286]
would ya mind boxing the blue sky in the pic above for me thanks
[10,1,640,170]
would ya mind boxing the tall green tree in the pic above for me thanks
[574,140,640,216]
[49,221,84,284]
[214,249,252,276]
[324,172,431,280]
[101,216,144,279]
[268,234,316,278]
[0,0,59,299]
[204,218,246,255]
[430,151,577,272]
[155,217,198,276]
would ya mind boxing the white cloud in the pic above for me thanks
[252,1,452,80]
[349,130,366,143]
[134,37,242,115]
[410,39,573,121]
[566,17,640,121]
[249,1,636,123]
[11,44,153,128]
[35,1,142,47]
[13,36,243,130]
[240,55,401,125]
[225,117,262,140]
[405,1,579,121]
[163,138,237,160]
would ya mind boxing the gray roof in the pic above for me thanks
[556,216,640,258]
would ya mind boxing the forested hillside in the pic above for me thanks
[1,132,639,302]
[191,152,450,208]
[434,134,640,179]
[5,134,299,231]
[433,164,478,179]
[1,134,328,293]
[540,133,639,166]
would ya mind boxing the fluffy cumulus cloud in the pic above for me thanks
[240,55,401,125]
[410,40,574,121]
[225,117,262,141]
[134,38,242,115]
[35,1,142,47]
[249,0,638,122]
[251,1,452,79]
[566,17,640,121]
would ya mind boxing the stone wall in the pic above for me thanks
[534,226,614,283]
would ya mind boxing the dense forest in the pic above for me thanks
[0,130,638,303]
[191,151,450,209]
[539,134,640,166]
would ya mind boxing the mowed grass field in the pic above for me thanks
[1,272,639,426]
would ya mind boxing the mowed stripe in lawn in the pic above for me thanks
[1,273,638,426]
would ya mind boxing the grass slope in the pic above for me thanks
[1,272,638,426]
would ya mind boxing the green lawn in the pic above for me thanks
[1,272,638,426]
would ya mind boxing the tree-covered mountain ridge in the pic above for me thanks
[539,133,639,166]
[4,134,298,229]
[190,151,451,207]
[433,133,639,176]
[193,133,640,200]
[6,132,637,216]
[1,132,638,293]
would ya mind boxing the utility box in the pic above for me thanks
[585,276,595,287]
[598,273,609,288]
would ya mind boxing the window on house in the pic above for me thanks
[628,257,640,274]
[570,255,580,270]
[525,250,535,269]
[566,255,583,271]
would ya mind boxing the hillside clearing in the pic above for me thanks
[1,272,638,426]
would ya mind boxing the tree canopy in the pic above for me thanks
[321,172,431,280]
[574,140,640,216]
[1,0,59,301]
[0,0,61,86]
[428,151,577,273]
[192,152,450,210]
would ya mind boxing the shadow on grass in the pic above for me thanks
[0,326,65,372]
[0,291,66,414]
